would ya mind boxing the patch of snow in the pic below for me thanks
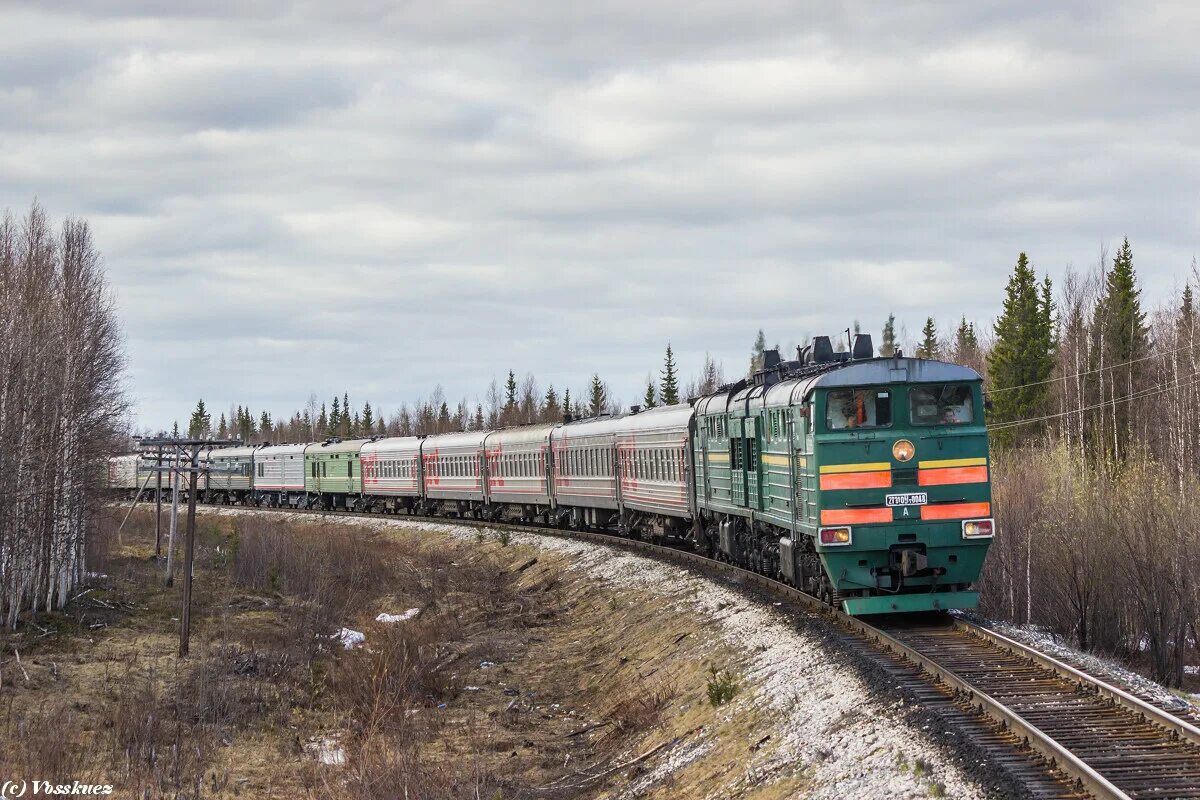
[304,736,345,766]
[86,571,108,579]
[376,608,421,623]
[335,628,365,649]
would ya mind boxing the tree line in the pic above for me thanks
[179,346,727,443]
[0,203,126,629]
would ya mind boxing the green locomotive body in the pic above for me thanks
[693,336,994,615]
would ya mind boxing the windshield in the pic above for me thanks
[909,384,975,426]
[825,388,893,430]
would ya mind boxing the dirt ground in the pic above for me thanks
[0,508,815,799]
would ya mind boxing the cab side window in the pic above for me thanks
[825,389,892,430]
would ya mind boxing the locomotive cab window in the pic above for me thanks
[825,388,892,430]
[910,384,975,426]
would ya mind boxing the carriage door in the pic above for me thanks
[730,417,746,507]
[744,417,761,511]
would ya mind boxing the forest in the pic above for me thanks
[0,204,126,628]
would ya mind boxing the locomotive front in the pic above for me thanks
[811,359,993,614]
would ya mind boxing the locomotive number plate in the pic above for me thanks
[886,492,928,507]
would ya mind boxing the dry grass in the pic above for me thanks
[0,507,809,799]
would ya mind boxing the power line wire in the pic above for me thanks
[985,339,1199,396]
[986,369,1200,431]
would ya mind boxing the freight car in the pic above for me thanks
[110,333,994,616]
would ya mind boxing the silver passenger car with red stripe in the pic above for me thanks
[360,436,423,512]
[421,430,489,512]
[613,404,694,531]
[484,424,554,514]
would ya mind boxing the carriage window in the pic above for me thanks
[910,384,975,425]
[825,389,893,430]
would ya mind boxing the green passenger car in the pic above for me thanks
[304,439,371,509]
[693,338,994,615]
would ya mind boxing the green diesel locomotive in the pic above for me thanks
[692,334,994,614]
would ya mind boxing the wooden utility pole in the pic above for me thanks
[166,456,179,587]
[154,445,163,556]
[181,444,199,657]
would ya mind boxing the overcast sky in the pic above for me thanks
[3,2,1198,431]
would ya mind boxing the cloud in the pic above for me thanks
[1,1,1198,430]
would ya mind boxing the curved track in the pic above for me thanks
[184,502,1200,800]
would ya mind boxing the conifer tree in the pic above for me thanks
[217,413,228,439]
[563,388,572,418]
[361,402,374,433]
[588,374,607,417]
[1094,237,1148,456]
[916,317,939,359]
[473,404,485,430]
[542,385,561,422]
[260,411,272,440]
[1181,285,1194,336]
[188,399,211,438]
[987,252,1055,445]
[643,374,657,409]
[341,393,351,436]
[504,370,518,411]
[661,343,679,404]
[329,395,341,435]
[880,314,897,357]
[749,330,767,375]
[317,403,328,436]
[171,420,181,438]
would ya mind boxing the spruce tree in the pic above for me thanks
[987,252,1055,445]
[217,413,228,439]
[361,402,374,433]
[749,330,767,375]
[260,411,272,440]
[588,374,607,416]
[1180,284,1195,341]
[1094,237,1148,456]
[661,343,679,404]
[643,374,657,409]
[171,420,180,438]
[317,403,328,436]
[504,370,518,411]
[880,314,897,357]
[543,385,561,422]
[563,389,572,418]
[188,399,211,438]
[916,317,939,359]
[329,395,341,435]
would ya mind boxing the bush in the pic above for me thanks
[706,665,739,707]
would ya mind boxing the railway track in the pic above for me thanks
[184,502,1200,799]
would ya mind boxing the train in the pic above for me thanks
[108,333,995,615]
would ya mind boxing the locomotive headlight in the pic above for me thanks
[962,518,995,539]
[892,439,915,462]
[819,526,852,546]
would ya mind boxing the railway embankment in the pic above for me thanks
[202,508,1002,799]
[3,506,998,799]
